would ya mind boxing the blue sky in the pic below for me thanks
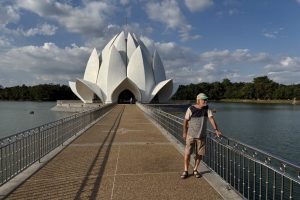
[1,0,300,87]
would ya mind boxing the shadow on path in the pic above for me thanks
[74,106,125,199]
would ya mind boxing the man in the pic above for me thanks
[181,93,221,179]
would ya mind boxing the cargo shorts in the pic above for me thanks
[185,135,206,157]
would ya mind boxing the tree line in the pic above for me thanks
[172,76,300,100]
[0,84,77,101]
[1,76,299,101]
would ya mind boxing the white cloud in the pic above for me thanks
[200,49,270,65]
[265,56,300,72]
[297,0,300,4]
[145,0,199,41]
[203,63,215,70]
[145,0,186,30]
[146,45,281,84]
[184,0,213,12]
[5,23,59,37]
[0,4,20,25]
[21,23,58,37]
[0,36,11,48]
[149,41,240,83]
[263,33,276,39]
[262,28,284,39]
[167,64,241,84]
[16,0,115,36]
[156,46,300,84]
[267,71,300,84]
[263,56,300,84]
[280,57,293,66]
[179,31,202,42]
[0,42,91,86]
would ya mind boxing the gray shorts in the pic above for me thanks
[185,135,206,157]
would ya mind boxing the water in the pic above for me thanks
[0,101,71,139]
[1,101,299,165]
[157,102,300,166]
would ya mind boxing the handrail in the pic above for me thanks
[0,103,115,186]
[137,103,300,200]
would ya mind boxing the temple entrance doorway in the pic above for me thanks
[118,89,135,104]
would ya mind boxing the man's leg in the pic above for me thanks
[181,136,193,179]
[184,153,190,171]
[183,136,192,172]
[194,138,205,173]
[181,144,191,178]
[194,155,202,171]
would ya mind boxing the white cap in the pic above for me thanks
[196,93,208,100]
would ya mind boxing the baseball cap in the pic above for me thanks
[196,93,208,100]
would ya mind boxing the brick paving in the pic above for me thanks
[5,105,222,200]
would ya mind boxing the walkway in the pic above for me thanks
[5,105,222,200]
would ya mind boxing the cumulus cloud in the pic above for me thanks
[263,56,300,84]
[140,42,284,84]
[139,37,253,84]
[0,36,11,48]
[179,30,202,42]
[0,4,20,25]
[21,23,58,37]
[267,71,300,84]
[0,42,91,86]
[184,0,213,12]
[145,0,186,30]
[145,0,200,41]
[265,56,300,72]
[166,64,241,84]
[16,0,115,36]
[151,42,230,84]
[4,23,59,37]
[0,0,298,86]
[200,49,270,65]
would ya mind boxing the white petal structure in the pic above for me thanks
[69,31,175,104]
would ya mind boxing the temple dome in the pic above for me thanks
[69,31,176,104]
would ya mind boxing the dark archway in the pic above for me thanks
[118,89,135,104]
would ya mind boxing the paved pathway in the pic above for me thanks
[6,105,222,200]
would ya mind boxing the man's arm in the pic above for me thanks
[183,119,189,140]
[209,116,221,137]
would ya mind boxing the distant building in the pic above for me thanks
[69,31,176,104]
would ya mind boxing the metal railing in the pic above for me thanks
[137,103,300,200]
[0,103,115,186]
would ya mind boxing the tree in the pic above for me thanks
[240,83,255,99]
[171,76,300,101]
[208,82,225,100]
[0,84,77,101]
[253,76,278,99]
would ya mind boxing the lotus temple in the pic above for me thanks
[69,31,176,104]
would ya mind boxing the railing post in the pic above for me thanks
[38,127,41,163]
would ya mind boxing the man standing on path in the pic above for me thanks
[181,93,221,179]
